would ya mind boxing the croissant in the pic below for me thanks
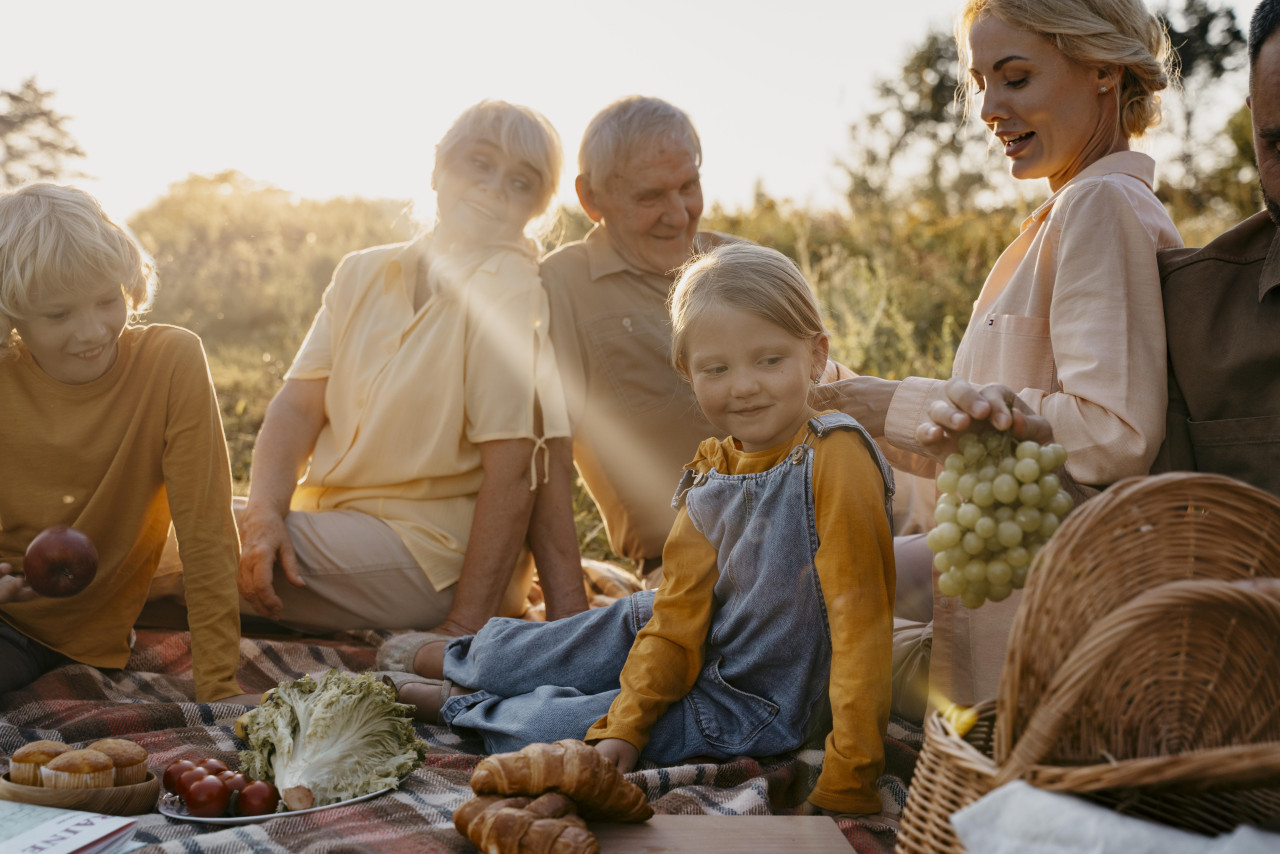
[470,739,653,823]
[454,793,599,854]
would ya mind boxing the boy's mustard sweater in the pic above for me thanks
[1,325,242,701]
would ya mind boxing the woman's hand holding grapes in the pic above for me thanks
[917,377,1055,462]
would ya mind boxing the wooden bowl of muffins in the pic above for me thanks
[0,737,160,815]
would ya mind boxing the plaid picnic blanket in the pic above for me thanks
[0,618,921,852]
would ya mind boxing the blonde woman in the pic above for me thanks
[827,0,1181,706]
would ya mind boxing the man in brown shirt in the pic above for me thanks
[540,97,734,582]
[541,97,930,591]
[1153,0,1280,498]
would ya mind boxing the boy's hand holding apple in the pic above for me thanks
[21,525,100,598]
[0,561,39,604]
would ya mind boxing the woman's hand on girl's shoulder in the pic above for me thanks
[0,562,38,604]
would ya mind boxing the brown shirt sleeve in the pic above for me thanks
[163,334,243,702]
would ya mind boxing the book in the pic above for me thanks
[0,801,140,854]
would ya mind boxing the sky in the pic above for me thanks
[2,0,1262,221]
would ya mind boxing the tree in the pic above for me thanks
[129,171,416,483]
[843,30,1011,219]
[834,29,1024,381]
[0,77,85,188]
[1184,103,1260,232]
[1160,1,1246,191]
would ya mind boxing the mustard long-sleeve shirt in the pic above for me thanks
[586,417,895,813]
[1,325,242,702]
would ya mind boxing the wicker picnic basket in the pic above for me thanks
[896,473,1280,853]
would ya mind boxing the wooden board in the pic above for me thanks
[592,815,851,852]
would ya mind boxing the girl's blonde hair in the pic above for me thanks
[0,183,156,352]
[956,0,1173,139]
[431,100,563,230]
[669,243,826,378]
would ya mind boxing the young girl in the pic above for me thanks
[0,183,249,703]
[382,243,896,815]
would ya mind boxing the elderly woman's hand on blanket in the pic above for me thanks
[237,504,308,621]
[917,377,1056,461]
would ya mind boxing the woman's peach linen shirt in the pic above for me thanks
[285,239,570,592]
[884,152,1183,705]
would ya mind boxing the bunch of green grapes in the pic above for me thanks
[925,430,1073,609]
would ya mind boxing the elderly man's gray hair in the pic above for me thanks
[578,96,702,193]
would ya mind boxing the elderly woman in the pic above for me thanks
[828,0,1181,706]
[237,101,588,637]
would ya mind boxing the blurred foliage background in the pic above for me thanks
[1,1,1260,563]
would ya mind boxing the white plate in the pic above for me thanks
[158,787,393,825]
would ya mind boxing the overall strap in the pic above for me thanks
[805,412,898,534]
[671,467,700,510]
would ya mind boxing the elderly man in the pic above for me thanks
[539,97,724,585]
[1152,0,1280,497]
[541,96,930,592]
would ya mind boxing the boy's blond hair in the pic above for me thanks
[0,183,156,352]
[669,243,826,379]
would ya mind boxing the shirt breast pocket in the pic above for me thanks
[584,309,689,416]
[1187,414,1280,497]
[966,314,1056,392]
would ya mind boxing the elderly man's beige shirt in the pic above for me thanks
[287,239,569,591]
[540,227,726,562]
[884,151,1183,705]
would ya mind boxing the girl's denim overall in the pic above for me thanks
[440,412,893,761]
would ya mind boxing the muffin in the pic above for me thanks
[8,740,71,787]
[40,748,115,789]
[87,738,149,786]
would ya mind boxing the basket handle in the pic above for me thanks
[993,578,1280,788]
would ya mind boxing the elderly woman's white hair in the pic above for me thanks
[432,100,564,220]
[578,96,702,193]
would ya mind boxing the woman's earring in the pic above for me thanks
[1099,85,1109,94]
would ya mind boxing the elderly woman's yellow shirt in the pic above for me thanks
[286,239,570,591]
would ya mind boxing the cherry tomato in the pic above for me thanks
[235,780,281,817]
[218,770,249,793]
[163,759,197,794]
[177,765,210,797]
[197,758,230,776]
[183,774,232,818]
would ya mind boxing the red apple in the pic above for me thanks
[163,759,198,794]
[23,526,99,598]
[235,779,281,816]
